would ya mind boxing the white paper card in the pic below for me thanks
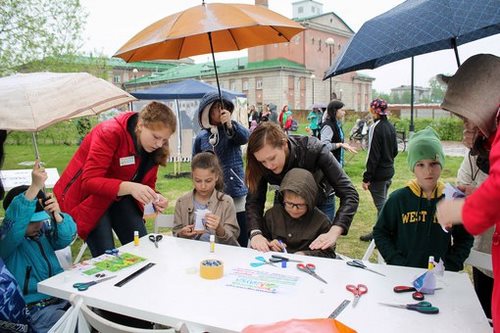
[194,209,209,231]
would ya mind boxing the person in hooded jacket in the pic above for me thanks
[373,127,473,271]
[436,54,500,331]
[193,92,250,247]
[54,102,176,257]
[0,161,76,332]
[262,168,336,258]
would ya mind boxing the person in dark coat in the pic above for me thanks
[193,92,250,246]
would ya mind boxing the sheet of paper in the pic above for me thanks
[444,183,465,199]
[194,209,209,231]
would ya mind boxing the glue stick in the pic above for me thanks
[134,231,139,246]
[210,234,215,253]
[428,256,435,270]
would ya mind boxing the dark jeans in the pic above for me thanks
[86,195,147,257]
[236,211,248,247]
[368,180,392,215]
[473,267,493,319]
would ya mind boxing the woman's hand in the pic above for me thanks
[309,225,342,250]
[153,193,168,213]
[178,225,198,238]
[250,234,271,252]
[436,199,465,230]
[43,193,63,223]
[342,142,358,154]
[126,182,158,205]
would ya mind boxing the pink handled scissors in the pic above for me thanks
[346,284,368,307]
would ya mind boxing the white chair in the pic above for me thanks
[73,230,120,264]
[464,249,493,272]
[362,239,385,264]
[79,302,189,333]
[154,213,175,235]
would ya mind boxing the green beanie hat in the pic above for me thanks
[407,126,445,171]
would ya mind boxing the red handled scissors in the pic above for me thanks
[346,284,368,307]
[296,263,328,284]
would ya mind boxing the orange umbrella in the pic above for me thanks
[114,2,304,97]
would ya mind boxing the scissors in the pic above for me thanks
[250,256,277,268]
[269,255,303,263]
[346,259,386,277]
[105,249,119,257]
[379,301,439,314]
[149,234,163,248]
[73,275,117,291]
[296,263,328,284]
[393,285,425,301]
[346,284,368,307]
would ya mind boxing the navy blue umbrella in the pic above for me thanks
[324,0,500,78]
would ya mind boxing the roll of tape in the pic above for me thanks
[200,259,224,280]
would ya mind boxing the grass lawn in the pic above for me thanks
[2,140,464,262]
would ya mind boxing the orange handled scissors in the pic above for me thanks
[346,284,368,307]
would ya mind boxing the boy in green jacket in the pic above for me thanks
[373,127,473,271]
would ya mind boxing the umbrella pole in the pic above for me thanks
[208,32,222,101]
[208,31,233,136]
[31,132,40,160]
[451,38,461,67]
[409,57,415,135]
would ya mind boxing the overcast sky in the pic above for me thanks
[80,0,500,92]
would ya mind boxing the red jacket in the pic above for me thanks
[462,128,500,331]
[54,112,158,240]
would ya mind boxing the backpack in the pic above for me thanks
[0,259,32,333]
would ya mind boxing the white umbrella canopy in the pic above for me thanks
[0,72,136,131]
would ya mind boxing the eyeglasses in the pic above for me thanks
[283,201,307,210]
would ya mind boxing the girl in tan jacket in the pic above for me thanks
[173,152,240,246]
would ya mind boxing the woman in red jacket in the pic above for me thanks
[54,102,176,257]
[436,54,500,331]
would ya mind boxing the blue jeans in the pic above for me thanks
[86,195,147,257]
[29,300,70,333]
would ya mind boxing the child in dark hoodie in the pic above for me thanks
[261,168,336,258]
[373,127,473,271]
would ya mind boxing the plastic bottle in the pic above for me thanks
[134,231,139,246]
[428,256,435,270]
[210,234,215,253]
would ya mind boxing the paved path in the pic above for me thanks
[442,141,467,157]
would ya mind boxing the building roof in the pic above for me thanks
[127,57,306,85]
[294,12,354,34]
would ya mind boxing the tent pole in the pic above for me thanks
[174,100,182,176]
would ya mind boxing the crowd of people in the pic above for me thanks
[0,54,499,332]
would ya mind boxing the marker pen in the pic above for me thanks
[278,240,287,253]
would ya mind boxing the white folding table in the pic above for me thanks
[38,236,491,332]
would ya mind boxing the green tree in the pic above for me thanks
[429,77,446,103]
[0,0,87,75]
[371,89,390,102]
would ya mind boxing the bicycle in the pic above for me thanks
[396,129,407,152]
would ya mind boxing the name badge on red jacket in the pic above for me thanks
[119,155,135,166]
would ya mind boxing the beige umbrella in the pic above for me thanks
[0,72,136,158]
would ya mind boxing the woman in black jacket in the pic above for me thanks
[245,122,359,252]
[320,100,357,167]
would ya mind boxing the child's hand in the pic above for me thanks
[204,212,220,232]
[43,193,63,223]
[456,184,476,196]
[153,193,168,213]
[178,225,198,238]
[362,181,370,191]
[269,239,286,252]
[31,160,47,190]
